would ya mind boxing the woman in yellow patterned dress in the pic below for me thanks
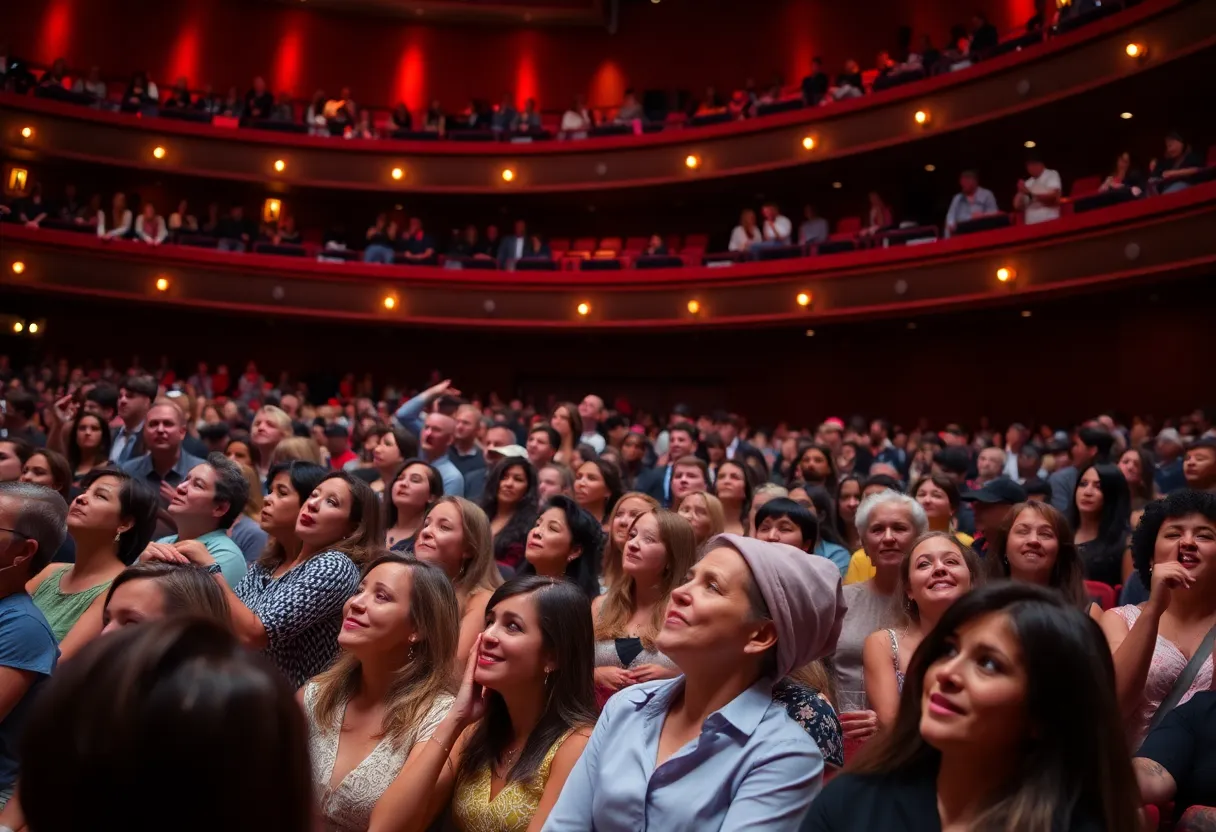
[367,575,596,832]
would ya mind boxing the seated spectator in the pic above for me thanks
[243,76,274,122]
[167,199,198,234]
[519,97,542,131]
[728,208,763,252]
[324,86,356,132]
[71,65,108,102]
[37,58,69,90]
[122,71,153,109]
[218,86,243,119]
[826,59,864,101]
[76,193,102,228]
[200,202,221,235]
[1149,131,1205,194]
[215,205,254,253]
[16,183,50,229]
[97,192,133,240]
[480,224,500,258]
[497,219,529,271]
[694,86,724,116]
[521,235,552,261]
[14,619,312,831]
[799,204,829,245]
[270,92,293,122]
[270,215,301,246]
[449,225,481,259]
[806,583,1138,831]
[874,50,896,79]
[387,102,412,132]
[644,234,667,256]
[1013,150,1062,225]
[350,109,376,139]
[1136,691,1216,818]
[561,94,595,134]
[99,561,229,633]
[760,202,793,245]
[801,57,830,106]
[56,184,81,222]
[615,88,644,124]
[1185,439,1216,492]
[544,535,844,829]
[399,217,436,265]
[912,34,941,73]
[192,83,220,115]
[1099,151,1145,195]
[305,88,328,135]
[163,77,192,109]
[727,88,752,121]
[363,214,397,264]
[491,93,518,132]
[134,202,167,245]
[424,99,446,134]
[969,12,1000,55]
[860,191,893,236]
[944,169,999,236]
[0,482,64,811]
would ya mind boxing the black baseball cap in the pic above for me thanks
[960,477,1027,505]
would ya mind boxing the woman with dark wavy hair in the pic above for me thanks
[480,457,539,570]
[807,583,1139,832]
[1067,462,1131,587]
[520,495,603,600]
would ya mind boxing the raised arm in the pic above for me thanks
[1100,563,1188,717]
[394,379,461,434]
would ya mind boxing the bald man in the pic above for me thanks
[394,380,465,495]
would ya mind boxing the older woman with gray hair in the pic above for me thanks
[831,489,927,745]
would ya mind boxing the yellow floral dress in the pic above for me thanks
[451,728,574,832]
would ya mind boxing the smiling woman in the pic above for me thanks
[804,583,1140,832]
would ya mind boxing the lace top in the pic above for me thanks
[451,728,575,832]
[1113,604,1216,748]
[303,682,454,832]
[593,637,676,671]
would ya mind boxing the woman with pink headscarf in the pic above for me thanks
[541,534,847,832]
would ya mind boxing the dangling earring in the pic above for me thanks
[407,643,415,662]
[114,533,121,543]
[544,669,551,686]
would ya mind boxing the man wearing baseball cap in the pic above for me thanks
[960,476,1027,557]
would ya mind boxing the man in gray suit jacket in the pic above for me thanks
[496,219,529,270]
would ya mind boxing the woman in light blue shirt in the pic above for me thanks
[542,534,847,832]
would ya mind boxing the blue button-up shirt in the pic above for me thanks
[121,449,205,502]
[542,677,822,832]
[393,394,464,496]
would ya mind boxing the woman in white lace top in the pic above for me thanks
[302,553,459,831]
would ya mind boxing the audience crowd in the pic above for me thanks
[0,350,1214,830]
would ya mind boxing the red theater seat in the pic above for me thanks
[835,217,862,236]
[570,237,597,256]
[1070,176,1102,198]
[598,237,622,255]
[624,236,649,251]
[683,233,709,249]
[1084,580,1117,610]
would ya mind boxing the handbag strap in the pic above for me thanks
[1145,620,1216,737]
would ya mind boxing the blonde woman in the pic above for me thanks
[302,553,459,831]
[676,490,725,546]
[269,436,325,466]
[592,509,696,699]
[411,496,503,674]
[251,405,294,482]
[601,492,659,587]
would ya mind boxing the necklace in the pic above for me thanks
[494,743,522,778]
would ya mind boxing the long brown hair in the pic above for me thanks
[104,562,230,625]
[315,471,383,566]
[601,492,659,587]
[848,583,1139,832]
[595,509,697,649]
[894,531,983,624]
[426,496,503,598]
[311,553,459,748]
[986,501,1089,610]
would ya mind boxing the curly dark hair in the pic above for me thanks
[1130,490,1216,588]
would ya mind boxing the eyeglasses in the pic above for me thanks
[0,528,30,540]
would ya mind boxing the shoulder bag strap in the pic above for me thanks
[1145,620,1216,737]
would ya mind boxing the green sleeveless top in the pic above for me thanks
[31,566,112,642]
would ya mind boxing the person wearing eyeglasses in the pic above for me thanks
[0,482,66,810]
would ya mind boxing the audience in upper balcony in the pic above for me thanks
[168,200,198,234]
[218,86,243,118]
[270,93,294,122]
[306,89,328,135]
[798,205,830,245]
[1150,131,1205,194]
[263,216,301,246]
[644,235,668,256]
[15,184,50,229]
[492,94,519,133]
[424,99,446,134]
[243,77,274,122]
[561,94,595,135]
[728,209,763,252]
[1100,151,1145,196]
[1014,150,1062,225]
[350,109,376,139]
[399,217,437,265]
[122,71,154,110]
[801,57,830,106]
[860,192,893,236]
[163,77,192,109]
[56,185,81,223]
[826,59,864,102]
[215,205,254,253]
[325,87,357,133]
[37,58,68,90]
[969,12,1000,55]
[98,192,132,240]
[72,65,108,102]
[363,214,398,264]
[497,219,530,270]
[694,86,724,117]
[134,203,167,246]
[75,193,102,228]
[387,102,412,133]
[615,89,644,124]
[520,98,543,131]
[760,202,793,246]
[449,225,483,259]
[522,235,552,262]
[912,35,942,74]
[479,225,500,258]
[944,169,999,236]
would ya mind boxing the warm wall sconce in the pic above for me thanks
[796,291,812,307]
[263,199,282,223]
[4,166,29,197]
[273,159,286,173]
[684,154,701,170]
[152,146,166,160]
[577,302,591,316]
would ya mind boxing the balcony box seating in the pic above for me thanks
[634,255,684,269]
[687,111,733,128]
[835,217,862,236]
[754,244,804,261]
[177,234,220,249]
[37,218,95,234]
[580,258,623,271]
[253,243,307,256]
[390,129,440,141]
[515,258,559,271]
[952,213,1014,235]
[1073,187,1139,213]
[815,237,858,255]
[159,107,213,124]
[443,256,497,270]
[755,98,805,117]
[248,119,307,134]
[876,225,939,246]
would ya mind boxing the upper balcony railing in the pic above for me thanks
[2,0,1211,192]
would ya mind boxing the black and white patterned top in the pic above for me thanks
[234,550,361,689]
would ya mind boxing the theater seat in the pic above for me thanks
[570,237,597,256]
[835,217,861,236]
[683,233,709,249]
[624,236,649,252]
[598,237,622,255]
[1070,176,1102,198]
[1084,580,1116,610]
